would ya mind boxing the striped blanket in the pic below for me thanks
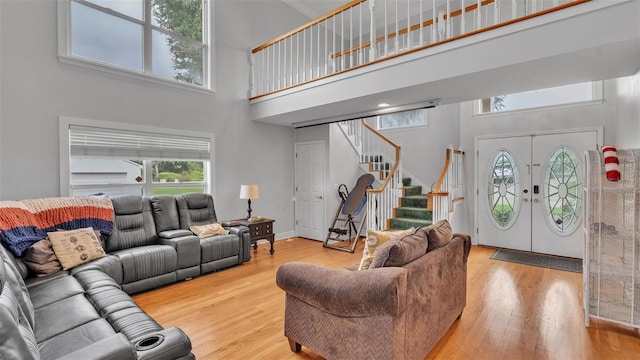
[0,196,114,256]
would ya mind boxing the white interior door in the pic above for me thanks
[477,131,599,258]
[294,141,325,240]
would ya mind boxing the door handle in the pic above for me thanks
[316,195,323,200]
[523,198,529,203]
[533,198,539,203]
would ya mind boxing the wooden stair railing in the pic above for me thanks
[428,146,465,223]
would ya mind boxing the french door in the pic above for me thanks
[477,130,599,258]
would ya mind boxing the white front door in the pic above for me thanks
[294,141,325,240]
[477,130,600,258]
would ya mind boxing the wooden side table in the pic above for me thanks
[233,218,276,255]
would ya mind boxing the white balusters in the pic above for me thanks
[250,0,583,97]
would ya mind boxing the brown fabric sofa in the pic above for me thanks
[276,221,471,360]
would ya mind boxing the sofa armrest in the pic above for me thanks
[132,327,193,360]
[58,333,135,360]
[452,233,472,263]
[276,262,407,317]
[225,225,251,263]
[157,230,193,239]
[158,236,200,270]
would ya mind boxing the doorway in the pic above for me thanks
[294,141,325,240]
[476,129,601,258]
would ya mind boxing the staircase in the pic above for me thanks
[390,177,433,230]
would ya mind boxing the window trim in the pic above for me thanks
[57,0,215,94]
[59,116,216,198]
[473,81,604,117]
[375,109,428,131]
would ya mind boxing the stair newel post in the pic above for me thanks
[369,0,377,67]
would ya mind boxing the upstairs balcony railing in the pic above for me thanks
[249,0,589,99]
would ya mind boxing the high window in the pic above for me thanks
[376,109,426,130]
[60,118,213,197]
[477,82,603,114]
[59,0,210,89]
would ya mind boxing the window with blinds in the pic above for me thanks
[66,123,212,197]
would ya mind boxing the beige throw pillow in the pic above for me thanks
[358,228,415,271]
[48,227,106,270]
[190,223,229,238]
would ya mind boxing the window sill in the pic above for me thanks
[58,54,215,96]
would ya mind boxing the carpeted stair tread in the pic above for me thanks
[403,186,423,196]
[395,207,432,221]
[401,195,428,208]
[389,217,432,230]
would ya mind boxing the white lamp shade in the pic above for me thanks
[239,185,259,199]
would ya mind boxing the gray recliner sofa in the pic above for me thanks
[0,192,251,359]
[75,193,251,295]
[0,242,194,360]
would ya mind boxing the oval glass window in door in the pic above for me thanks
[487,150,520,228]
[543,146,582,234]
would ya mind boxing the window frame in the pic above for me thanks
[59,116,216,198]
[375,108,427,130]
[57,0,215,94]
[473,81,604,117]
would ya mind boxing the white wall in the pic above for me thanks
[380,104,460,190]
[0,0,308,237]
[460,74,640,241]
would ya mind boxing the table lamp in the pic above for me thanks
[239,184,259,219]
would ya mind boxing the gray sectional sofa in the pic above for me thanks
[0,192,251,359]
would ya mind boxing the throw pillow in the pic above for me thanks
[426,220,453,252]
[22,238,62,277]
[358,228,415,271]
[190,223,229,238]
[48,227,106,270]
[370,227,428,268]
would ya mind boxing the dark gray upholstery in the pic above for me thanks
[150,196,181,234]
[175,193,252,272]
[106,196,179,294]
[0,192,256,360]
[107,196,158,252]
[0,241,193,360]
[176,193,217,228]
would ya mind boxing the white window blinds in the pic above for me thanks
[69,125,210,160]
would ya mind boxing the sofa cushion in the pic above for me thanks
[370,227,428,268]
[113,245,177,283]
[426,220,453,252]
[27,274,84,309]
[34,293,101,342]
[358,228,415,271]
[37,319,116,359]
[176,193,217,228]
[200,234,240,263]
[107,196,157,252]
[48,227,106,270]
[150,195,181,233]
[22,239,62,277]
[191,223,229,238]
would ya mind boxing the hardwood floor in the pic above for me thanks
[133,238,640,359]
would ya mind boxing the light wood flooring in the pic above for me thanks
[133,238,640,359]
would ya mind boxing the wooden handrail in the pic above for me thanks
[250,0,589,100]
[333,0,497,58]
[360,119,401,194]
[432,147,452,193]
[252,0,366,54]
